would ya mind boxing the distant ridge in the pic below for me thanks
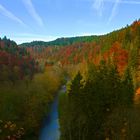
[19,35,99,47]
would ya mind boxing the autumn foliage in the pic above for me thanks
[0,36,37,83]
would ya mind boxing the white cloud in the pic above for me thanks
[92,0,104,16]
[22,0,44,27]
[91,0,140,23]
[10,34,58,44]
[80,32,93,36]
[0,4,27,27]
[107,0,140,24]
[108,0,121,24]
[80,32,106,36]
[106,0,140,4]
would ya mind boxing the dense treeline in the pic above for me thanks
[59,62,140,140]
[20,35,99,47]
[0,36,37,83]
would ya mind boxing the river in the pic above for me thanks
[39,85,66,140]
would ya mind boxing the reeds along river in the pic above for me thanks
[39,85,66,140]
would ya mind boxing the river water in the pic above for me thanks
[39,85,66,140]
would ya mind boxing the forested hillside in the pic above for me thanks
[57,21,140,140]
[1,20,140,140]
[25,20,140,87]
[20,35,99,47]
[0,36,64,140]
[21,20,140,140]
[0,36,37,83]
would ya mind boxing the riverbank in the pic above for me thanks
[0,66,63,140]
[39,85,66,140]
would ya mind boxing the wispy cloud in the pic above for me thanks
[22,0,44,27]
[108,0,121,24]
[0,4,26,27]
[92,0,140,24]
[92,0,104,16]
[107,0,140,24]
[106,0,140,5]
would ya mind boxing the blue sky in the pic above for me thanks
[0,0,140,44]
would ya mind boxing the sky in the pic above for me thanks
[0,0,140,44]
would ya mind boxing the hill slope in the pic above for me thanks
[0,36,36,82]
[23,20,140,87]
